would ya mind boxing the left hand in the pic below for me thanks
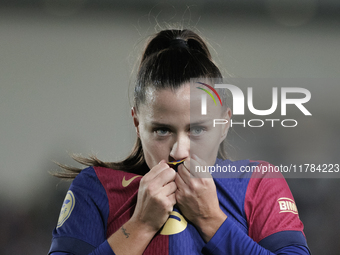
[175,154,227,242]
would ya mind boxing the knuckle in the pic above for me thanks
[158,162,168,169]
[167,168,176,180]
[189,179,198,190]
[146,183,156,196]
[165,167,176,176]
[140,175,149,185]
[171,181,177,190]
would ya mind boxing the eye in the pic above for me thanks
[155,128,170,137]
[190,126,205,136]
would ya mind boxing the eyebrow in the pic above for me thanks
[190,120,210,126]
[150,122,174,128]
[150,120,210,129]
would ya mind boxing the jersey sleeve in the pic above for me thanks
[244,161,309,251]
[49,240,115,255]
[202,217,310,255]
[48,167,114,255]
[202,161,310,255]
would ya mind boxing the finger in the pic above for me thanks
[144,160,169,181]
[180,157,200,177]
[161,181,177,197]
[177,162,191,184]
[167,193,177,207]
[154,167,176,187]
[175,171,188,191]
[182,158,191,173]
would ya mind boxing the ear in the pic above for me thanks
[220,107,232,142]
[131,107,140,137]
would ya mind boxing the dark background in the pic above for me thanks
[0,1,339,254]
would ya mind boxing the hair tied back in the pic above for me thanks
[169,39,188,49]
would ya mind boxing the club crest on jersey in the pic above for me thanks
[277,197,298,214]
[57,190,75,228]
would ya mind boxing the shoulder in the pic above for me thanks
[91,166,143,194]
[241,162,305,245]
[52,167,113,249]
[213,158,292,218]
[72,166,97,185]
[67,166,111,209]
[68,166,129,207]
[71,166,143,199]
[214,158,307,249]
[72,166,140,189]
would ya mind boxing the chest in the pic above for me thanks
[104,178,250,254]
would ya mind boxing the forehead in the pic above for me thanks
[143,85,190,113]
[138,83,222,122]
[137,86,189,125]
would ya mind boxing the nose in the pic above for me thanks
[169,132,190,161]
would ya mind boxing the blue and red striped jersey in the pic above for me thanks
[48,159,310,255]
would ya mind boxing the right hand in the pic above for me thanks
[130,160,177,234]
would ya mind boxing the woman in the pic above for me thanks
[48,29,310,255]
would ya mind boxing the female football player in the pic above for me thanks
[48,29,310,255]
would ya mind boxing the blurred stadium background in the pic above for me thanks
[0,0,339,254]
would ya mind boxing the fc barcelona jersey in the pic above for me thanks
[48,159,310,255]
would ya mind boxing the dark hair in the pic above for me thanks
[53,29,227,179]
